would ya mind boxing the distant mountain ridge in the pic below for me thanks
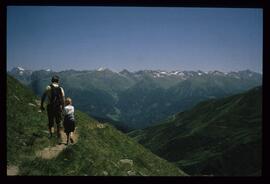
[8,67,262,129]
[9,67,33,85]
[9,67,262,84]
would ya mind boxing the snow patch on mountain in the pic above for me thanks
[17,67,25,71]
[97,67,106,71]
[178,72,185,76]
[170,71,180,75]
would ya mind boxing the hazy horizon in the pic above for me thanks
[9,65,262,74]
[7,6,262,73]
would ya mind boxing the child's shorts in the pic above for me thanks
[63,118,75,134]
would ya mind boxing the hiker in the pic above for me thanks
[40,75,65,144]
[63,97,76,145]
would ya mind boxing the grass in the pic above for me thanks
[7,74,187,176]
[128,86,262,176]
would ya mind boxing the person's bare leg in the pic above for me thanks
[56,127,62,144]
[47,105,54,139]
[56,112,63,144]
[56,119,64,145]
[70,132,74,143]
[66,133,70,145]
[48,127,54,138]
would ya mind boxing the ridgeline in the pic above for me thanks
[129,86,262,176]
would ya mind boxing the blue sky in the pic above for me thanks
[7,6,262,73]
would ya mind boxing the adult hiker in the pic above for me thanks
[40,75,65,144]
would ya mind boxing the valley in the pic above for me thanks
[129,86,262,176]
[7,69,262,176]
[9,67,262,129]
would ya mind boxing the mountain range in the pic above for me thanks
[9,67,262,129]
[128,86,262,176]
[6,69,262,176]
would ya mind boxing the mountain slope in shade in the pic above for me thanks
[129,86,262,176]
[7,74,187,176]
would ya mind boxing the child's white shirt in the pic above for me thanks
[64,105,75,120]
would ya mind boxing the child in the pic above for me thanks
[63,97,75,145]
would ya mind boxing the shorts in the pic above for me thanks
[47,104,63,129]
[63,118,75,134]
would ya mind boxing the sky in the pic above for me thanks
[7,6,263,73]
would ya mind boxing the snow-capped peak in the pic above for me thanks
[170,71,180,75]
[208,70,225,76]
[10,66,33,76]
[151,70,170,78]
[97,67,106,71]
[17,67,25,71]
[196,70,205,76]
[178,72,185,76]
[45,69,51,72]
[160,71,168,75]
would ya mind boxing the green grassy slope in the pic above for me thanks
[129,86,262,176]
[7,75,187,176]
[7,75,53,165]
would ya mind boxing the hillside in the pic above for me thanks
[128,86,262,176]
[9,67,262,129]
[7,75,187,176]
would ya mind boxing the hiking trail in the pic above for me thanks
[35,121,105,160]
[35,128,79,160]
[7,165,19,176]
[8,121,106,175]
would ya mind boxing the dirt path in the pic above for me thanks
[35,121,106,160]
[7,165,19,176]
[8,121,105,175]
[7,129,79,175]
[36,128,79,160]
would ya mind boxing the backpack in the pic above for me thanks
[50,84,63,112]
